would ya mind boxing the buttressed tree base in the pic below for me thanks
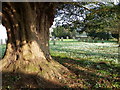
[1,2,71,88]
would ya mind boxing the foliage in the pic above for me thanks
[55,2,120,40]
[55,2,89,30]
[84,3,120,39]
[52,26,76,38]
[88,31,112,40]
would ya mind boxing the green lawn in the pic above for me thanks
[49,40,120,88]
[50,39,119,64]
[0,44,6,58]
[0,40,120,88]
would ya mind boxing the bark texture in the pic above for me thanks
[1,2,70,88]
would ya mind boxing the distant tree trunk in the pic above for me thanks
[1,2,69,88]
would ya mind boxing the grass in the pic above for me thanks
[50,39,119,64]
[0,40,120,88]
[49,39,120,88]
[0,44,6,58]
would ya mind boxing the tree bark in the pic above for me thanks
[1,2,69,88]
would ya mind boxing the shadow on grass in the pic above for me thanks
[52,56,120,88]
[52,56,120,73]
[2,71,65,89]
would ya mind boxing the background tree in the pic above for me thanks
[52,26,76,38]
[85,3,120,41]
[52,26,69,38]
[54,2,120,41]
[54,2,88,30]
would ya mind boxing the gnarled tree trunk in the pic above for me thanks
[1,2,70,88]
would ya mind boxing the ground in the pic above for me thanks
[0,39,120,89]
[50,39,120,88]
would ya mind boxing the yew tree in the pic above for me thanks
[0,2,71,88]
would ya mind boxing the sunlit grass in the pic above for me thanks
[50,40,119,64]
[49,40,120,88]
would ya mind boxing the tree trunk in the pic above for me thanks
[1,2,70,88]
